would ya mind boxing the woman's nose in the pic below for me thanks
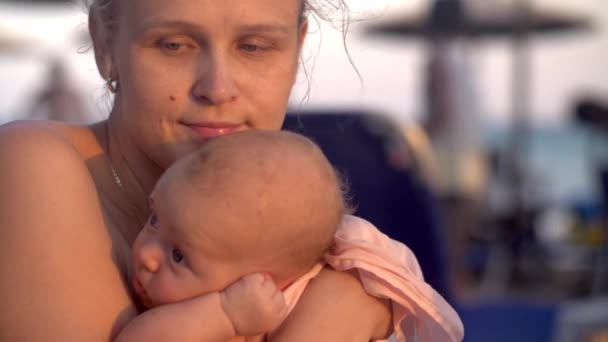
[191,53,238,105]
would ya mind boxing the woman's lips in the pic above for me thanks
[185,122,243,139]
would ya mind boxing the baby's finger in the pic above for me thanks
[271,292,288,321]
[269,286,285,302]
[260,275,279,289]
[240,273,266,284]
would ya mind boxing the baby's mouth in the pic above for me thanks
[133,276,144,294]
[133,277,153,308]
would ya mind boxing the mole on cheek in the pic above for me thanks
[169,95,176,101]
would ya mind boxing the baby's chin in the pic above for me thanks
[134,291,156,310]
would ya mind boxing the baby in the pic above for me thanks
[116,130,347,341]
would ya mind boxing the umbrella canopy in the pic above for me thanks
[2,0,72,2]
[365,0,591,38]
[0,2,89,55]
[0,24,31,52]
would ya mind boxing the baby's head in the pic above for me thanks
[132,130,346,307]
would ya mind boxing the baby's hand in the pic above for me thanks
[220,273,287,336]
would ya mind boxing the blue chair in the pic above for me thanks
[601,168,608,217]
[283,111,570,341]
[283,111,452,301]
[456,299,558,342]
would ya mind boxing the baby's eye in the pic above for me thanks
[172,248,184,264]
[149,213,159,229]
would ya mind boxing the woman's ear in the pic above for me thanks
[88,11,113,81]
[298,19,308,52]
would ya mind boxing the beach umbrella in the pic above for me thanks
[0,2,89,55]
[365,0,590,38]
[0,24,31,52]
[2,0,72,3]
[363,0,591,213]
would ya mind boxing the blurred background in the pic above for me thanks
[1,0,607,341]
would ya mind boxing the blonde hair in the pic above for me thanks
[84,0,349,34]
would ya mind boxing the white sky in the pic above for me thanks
[0,0,606,126]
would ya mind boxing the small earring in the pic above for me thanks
[107,78,119,93]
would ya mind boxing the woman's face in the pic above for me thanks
[104,0,306,168]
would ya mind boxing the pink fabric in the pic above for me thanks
[282,263,324,314]
[280,215,464,342]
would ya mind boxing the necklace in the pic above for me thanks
[104,122,149,227]
[108,160,148,226]
[109,162,126,189]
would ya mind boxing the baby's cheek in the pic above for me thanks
[150,288,178,306]
[152,280,195,305]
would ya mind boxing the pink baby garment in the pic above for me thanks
[280,215,464,342]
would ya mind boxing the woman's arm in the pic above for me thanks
[269,268,393,341]
[0,122,137,341]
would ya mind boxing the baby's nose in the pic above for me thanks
[141,254,160,273]
[134,244,162,273]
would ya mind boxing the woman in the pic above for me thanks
[0,0,392,340]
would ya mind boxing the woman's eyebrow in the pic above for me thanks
[236,24,291,35]
[136,19,291,36]
[137,19,200,33]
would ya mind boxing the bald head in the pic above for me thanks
[163,130,345,286]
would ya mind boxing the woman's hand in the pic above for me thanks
[269,267,393,341]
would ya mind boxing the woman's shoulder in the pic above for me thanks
[0,119,95,155]
[0,119,103,231]
[0,120,104,175]
[0,120,104,235]
[0,120,137,340]
[0,119,105,217]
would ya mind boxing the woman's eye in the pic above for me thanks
[240,44,260,53]
[162,42,182,51]
[156,39,192,53]
[172,248,184,263]
[149,213,159,229]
